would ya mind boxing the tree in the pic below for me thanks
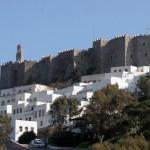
[50,97,80,127]
[124,100,150,136]
[137,76,150,100]
[0,115,12,149]
[18,131,36,144]
[67,97,80,121]
[84,84,136,141]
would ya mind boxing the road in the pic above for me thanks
[5,140,81,150]
[5,140,51,150]
[5,140,28,150]
[29,147,50,150]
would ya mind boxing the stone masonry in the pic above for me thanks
[1,34,150,89]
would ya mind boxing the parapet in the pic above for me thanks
[1,61,13,67]
[58,48,80,57]
[93,38,108,48]
[40,55,53,62]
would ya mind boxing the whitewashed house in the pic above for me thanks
[10,120,37,141]
[0,66,150,141]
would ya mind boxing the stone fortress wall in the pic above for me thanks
[1,34,150,89]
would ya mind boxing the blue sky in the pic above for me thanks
[0,0,150,63]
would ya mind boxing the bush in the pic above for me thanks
[143,130,150,140]
[76,141,90,148]
[118,135,149,150]
[48,130,82,147]
[48,130,74,147]
[92,142,113,150]
[91,135,149,150]
[18,131,36,144]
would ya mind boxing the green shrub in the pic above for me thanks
[48,130,80,147]
[18,131,36,144]
[91,135,149,150]
[77,141,90,148]
[143,130,150,140]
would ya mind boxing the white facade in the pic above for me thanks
[0,84,61,141]
[0,84,51,97]
[0,66,149,141]
[81,66,150,93]
[10,120,37,141]
[81,66,149,84]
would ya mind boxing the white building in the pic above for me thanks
[81,66,150,93]
[0,84,62,141]
[10,120,37,141]
[0,66,149,141]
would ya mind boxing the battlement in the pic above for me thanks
[113,34,126,39]
[93,38,108,48]
[1,61,13,67]
[0,60,37,68]
[58,48,80,57]
[1,34,150,90]
[40,55,53,62]
[93,35,127,44]
[58,48,75,54]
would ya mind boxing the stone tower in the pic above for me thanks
[16,44,24,62]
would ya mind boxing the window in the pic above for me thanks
[145,53,148,57]
[40,121,43,127]
[125,69,128,72]
[143,42,146,46]
[20,108,22,113]
[18,90,21,94]
[39,110,41,117]
[34,111,37,118]
[7,100,10,103]
[17,108,19,114]
[119,69,121,72]
[93,80,96,83]
[13,109,16,114]
[114,70,117,72]
[19,126,23,132]
[42,110,45,116]
[25,127,28,132]
[31,127,34,132]
[4,110,7,114]
[12,99,15,102]
[1,101,5,106]
[130,55,133,59]
[29,117,31,121]
[33,97,37,102]
[31,106,34,111]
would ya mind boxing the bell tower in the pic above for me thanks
[16,44,24,62]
